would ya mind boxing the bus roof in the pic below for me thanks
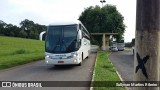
[49,20,81,26]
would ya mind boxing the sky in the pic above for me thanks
[0,0,136,42]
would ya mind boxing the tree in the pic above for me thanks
[10,31,15,36]
[79,5,125,44]
[20,19,34,31]
[29,31,35,39]
[31,23,46,39]
[29,30,38,39]
[19,30,27,38]
[5,24,20,37]
[20,19,34,38]
[0,20,7,35]
[33,24,47,34]
[20,19,47,39]
[5,24,14,36]
[0,19,46,39]
[11,26,20,37]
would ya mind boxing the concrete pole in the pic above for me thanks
[105,35,109,50]
[102,34,106,50]
[134,0,160,90]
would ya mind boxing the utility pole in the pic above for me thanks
[100,0,106,50]
[100,0,106,7]
[134,0,160,90]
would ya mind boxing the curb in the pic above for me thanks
[89,51,98,90]
[115,68,131,90]
[90,51,131,90]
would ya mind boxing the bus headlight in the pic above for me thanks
[74,59,77,63]
[71,52,78,57]
[46,60,49,63]
[67,52,78,59]
[46,55,49,58]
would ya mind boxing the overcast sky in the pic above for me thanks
[0,0,136,42]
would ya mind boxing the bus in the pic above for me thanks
[117,43,125,51]
[117,40,125,51]
[45,20,90,66]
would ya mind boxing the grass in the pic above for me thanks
[125,47,132,51]
[0,36,45,69]
[93,51,125,90]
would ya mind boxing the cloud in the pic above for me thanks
[0,0,136,42]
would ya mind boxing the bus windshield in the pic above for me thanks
[45,25,78,53]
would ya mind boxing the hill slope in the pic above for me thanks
[0,36,45,69]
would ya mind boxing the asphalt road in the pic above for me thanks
[109,50,134,81]
[0,48,97,90]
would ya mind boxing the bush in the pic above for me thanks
[125,42,132,47]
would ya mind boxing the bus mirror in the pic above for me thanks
[78,30,82,39]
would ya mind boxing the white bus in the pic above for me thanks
[117,43,125,51]
[45,20,90,66]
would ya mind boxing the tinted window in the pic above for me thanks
[45,26,62,52]
[45,25,78,53]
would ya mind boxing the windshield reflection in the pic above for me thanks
[45,25,78,53]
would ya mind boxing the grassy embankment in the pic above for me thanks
[93,51,125,90]
[0,36,45,69]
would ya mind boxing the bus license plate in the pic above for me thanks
[58,61,64,63]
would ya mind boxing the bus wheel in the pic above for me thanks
[78,62,82,66]
[86,56,89,59]
[54,65,59,67]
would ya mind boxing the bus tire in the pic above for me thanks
[78,62,82,66]
[54,65,59,67]
[86,56,89,59]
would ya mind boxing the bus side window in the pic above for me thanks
[82,31,85,38]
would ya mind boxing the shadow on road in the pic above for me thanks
[48,65,76,70]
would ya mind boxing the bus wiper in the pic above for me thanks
[65,38,76,51]
[62,40,67,49]
[51,37,61,52]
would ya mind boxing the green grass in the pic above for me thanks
[125,47,132,51]
[0,36,45,69]
[93,51,125,90]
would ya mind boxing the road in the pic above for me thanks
[109,50,134,81]
[0,47,98,90]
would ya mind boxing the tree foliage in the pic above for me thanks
[0,20,7,36]
[79,5,125,45]
[131,38,135,46]
[0,19,47,40]
[19,30,27,38]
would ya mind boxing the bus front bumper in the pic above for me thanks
[45,56,80,65]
